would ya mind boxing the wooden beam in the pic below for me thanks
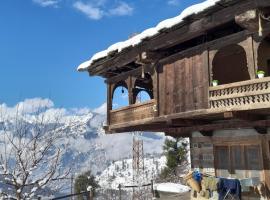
[106,67,142,84]
[159,30,250,65]
[223,111,265,121]
[91,48,142,76]
[166,118,209,127]
[107,117,270,135]
[256,0,270,7]
[162,119,270,137]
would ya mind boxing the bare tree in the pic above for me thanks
[0,106,71,199]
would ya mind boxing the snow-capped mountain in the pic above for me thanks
[0,98,166,196]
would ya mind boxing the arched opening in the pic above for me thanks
[135,91,152,103]
[257,34,270,77]
[133,73,153,104]
[212,44,250,85]
[112,81,129,110]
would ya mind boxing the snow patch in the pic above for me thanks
[154,183,190,194]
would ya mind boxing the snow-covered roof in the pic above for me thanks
[77,0,222,72]
[154,183,190,193]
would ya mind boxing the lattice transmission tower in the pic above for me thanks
[132,132,152,200]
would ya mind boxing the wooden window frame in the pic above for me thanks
[214,142,263,178]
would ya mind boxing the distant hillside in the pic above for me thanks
[0,98,166,196]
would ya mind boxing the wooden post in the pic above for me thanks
[151,180,154,197]
[70,175,74,200]
[88,190,93,200]
[118,184,122,200]
[107,83,112,126]
[128,76,134,105]
[239,36,256,79]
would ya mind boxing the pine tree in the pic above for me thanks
[160,137,188,181]
[74,171,99,200]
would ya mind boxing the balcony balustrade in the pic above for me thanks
[209,77,270,111]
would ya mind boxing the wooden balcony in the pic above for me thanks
[107,78,270,133]
[109,100,157,126]
[209,77,270,112]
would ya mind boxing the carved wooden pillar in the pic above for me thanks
[252,34,264,73]
[152,65,159,116]
[107,83,112,126]
[152,67,158,100]
[208,49,218,84]
[238,36,256,79]
[127,76,136,105]
[202,49,210,108]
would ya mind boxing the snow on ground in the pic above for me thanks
[77,0,222,71]
[97,156,166,190]
[154,183,190,194]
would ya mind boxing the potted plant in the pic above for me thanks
[257,70,265,78]
[212,80,219,86]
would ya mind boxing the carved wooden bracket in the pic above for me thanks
[235,10,258,32]
[135,51,167,65]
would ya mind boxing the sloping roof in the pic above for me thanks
[77,0,224,72]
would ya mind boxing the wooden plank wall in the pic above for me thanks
[159,50,209,116]
[192,132,270,193]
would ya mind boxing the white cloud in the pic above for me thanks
[73,1,104,20]
[32,0,60,7]
[16,98,54,114]
[167,0,180,6]
[0,98,54,120]
[73,0,134,20]
[109,1,134,16]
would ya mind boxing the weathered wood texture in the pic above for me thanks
[159,51,209,116]
[109,100,157,125]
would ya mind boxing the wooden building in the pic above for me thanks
[78,0,270,198]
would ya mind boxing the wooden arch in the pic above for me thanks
[132,73,154,104]
[212,44,250,85]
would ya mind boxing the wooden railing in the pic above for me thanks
[209,77,270,110]
[109,100,157,125]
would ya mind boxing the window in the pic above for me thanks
[215,144,262,178]
[216,146,230,170]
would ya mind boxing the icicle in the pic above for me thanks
[142,65,145,79]
[259,12,263,37]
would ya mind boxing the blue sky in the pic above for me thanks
[0,0,201,109]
